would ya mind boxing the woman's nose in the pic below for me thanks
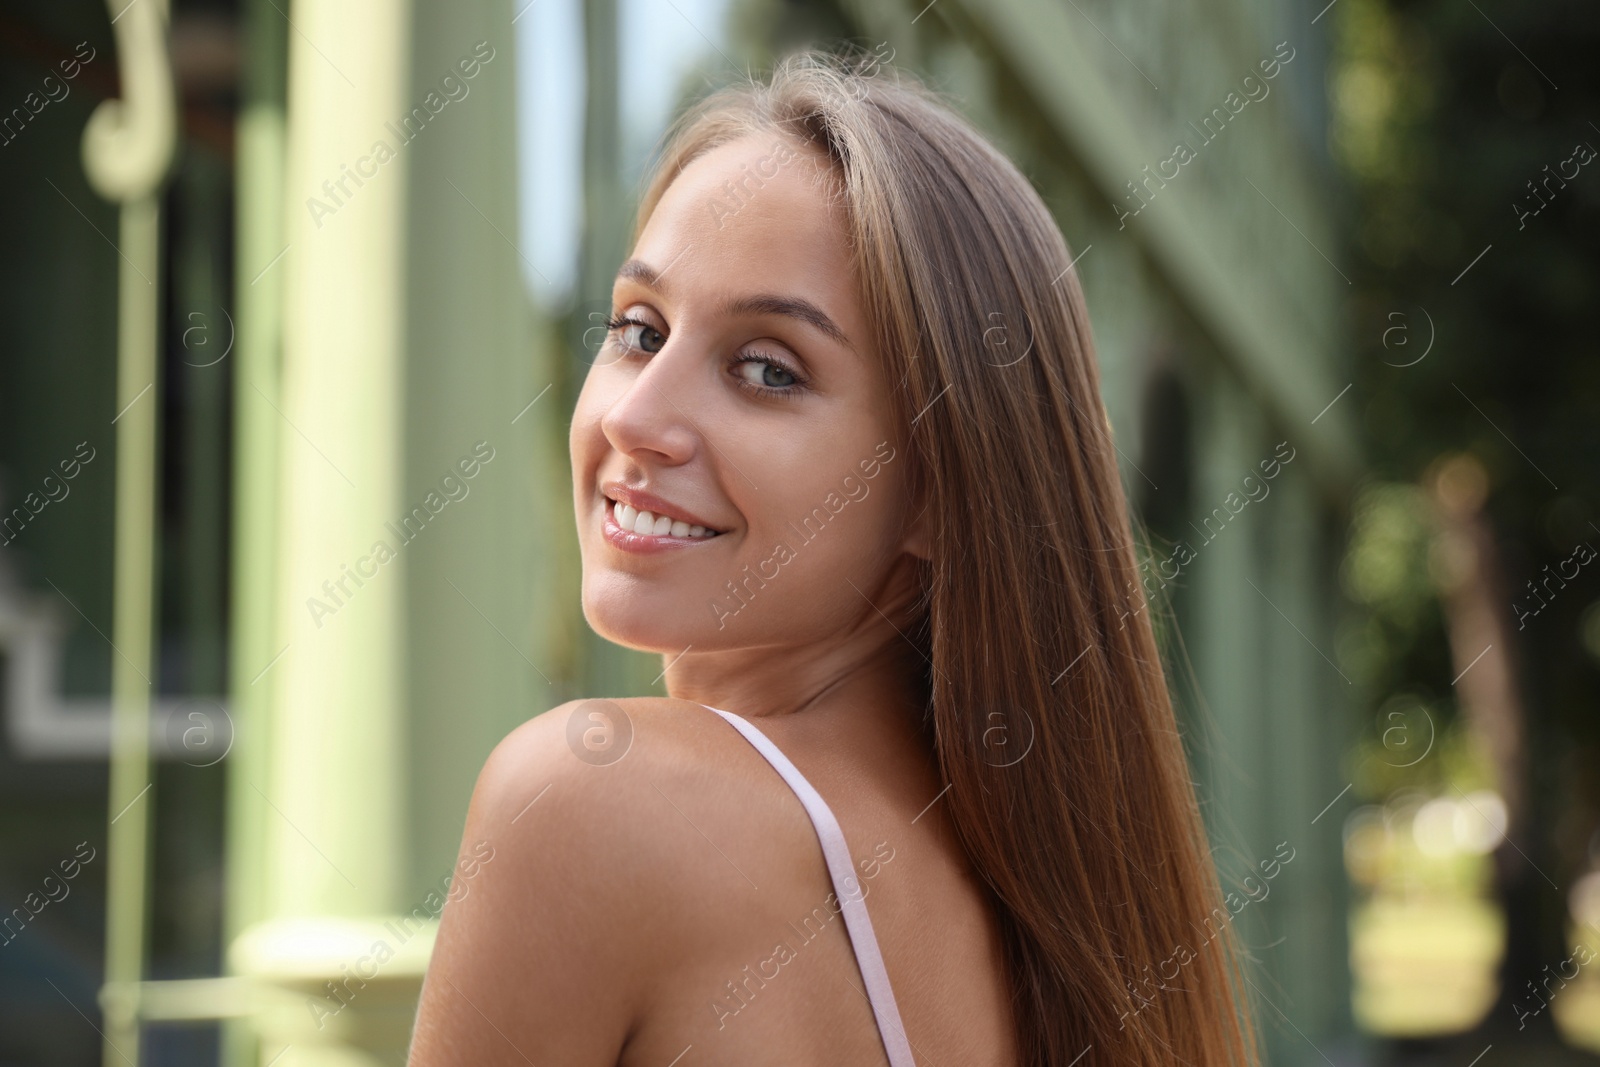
[598,342,700,466]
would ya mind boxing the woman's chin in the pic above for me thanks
[581,584,710,655]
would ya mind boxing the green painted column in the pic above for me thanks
[83,0,178,1063]
[230,0,414,1058]
[98,191,164,1067]
[1261,466,1352,1047]
[221,4,287,1067]
[226,0,548,1062]
[397,0,558,893]
[221,1,287,1062]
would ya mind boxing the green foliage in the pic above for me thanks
[1328,0,1600,1024]
[1337,480,1452,701]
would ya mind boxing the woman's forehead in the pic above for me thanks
[625,136,866,339]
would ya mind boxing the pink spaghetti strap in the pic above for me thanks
[702,704,917,1067]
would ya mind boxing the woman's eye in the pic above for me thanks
[733,355,800,390]
[607,315,666,354]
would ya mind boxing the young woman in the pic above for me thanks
[409,49,1256,1067]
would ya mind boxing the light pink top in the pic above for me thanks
[701,703,916,1067]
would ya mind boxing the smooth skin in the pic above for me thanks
[408,134,1016,1066]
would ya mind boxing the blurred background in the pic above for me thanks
[0,0,1596,1064]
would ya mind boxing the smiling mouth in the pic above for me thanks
[604,494,724,540]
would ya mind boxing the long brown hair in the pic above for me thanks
[632,48,1258,1067]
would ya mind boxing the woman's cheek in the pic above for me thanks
[570,387,611,472]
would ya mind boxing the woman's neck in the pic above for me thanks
[663,549,929,723]
[664,621,924,722]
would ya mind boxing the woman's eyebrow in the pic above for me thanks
[723,293,855,351]
[615,257,855,352]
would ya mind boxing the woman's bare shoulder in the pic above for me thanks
[408,696,811,1066]
[469,696,779,835]
[455,695,777,912]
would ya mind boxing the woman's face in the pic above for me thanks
[570,133,926,656]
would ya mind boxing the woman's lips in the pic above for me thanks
[601,497,724,554]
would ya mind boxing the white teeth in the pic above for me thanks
[607,496,720,538]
